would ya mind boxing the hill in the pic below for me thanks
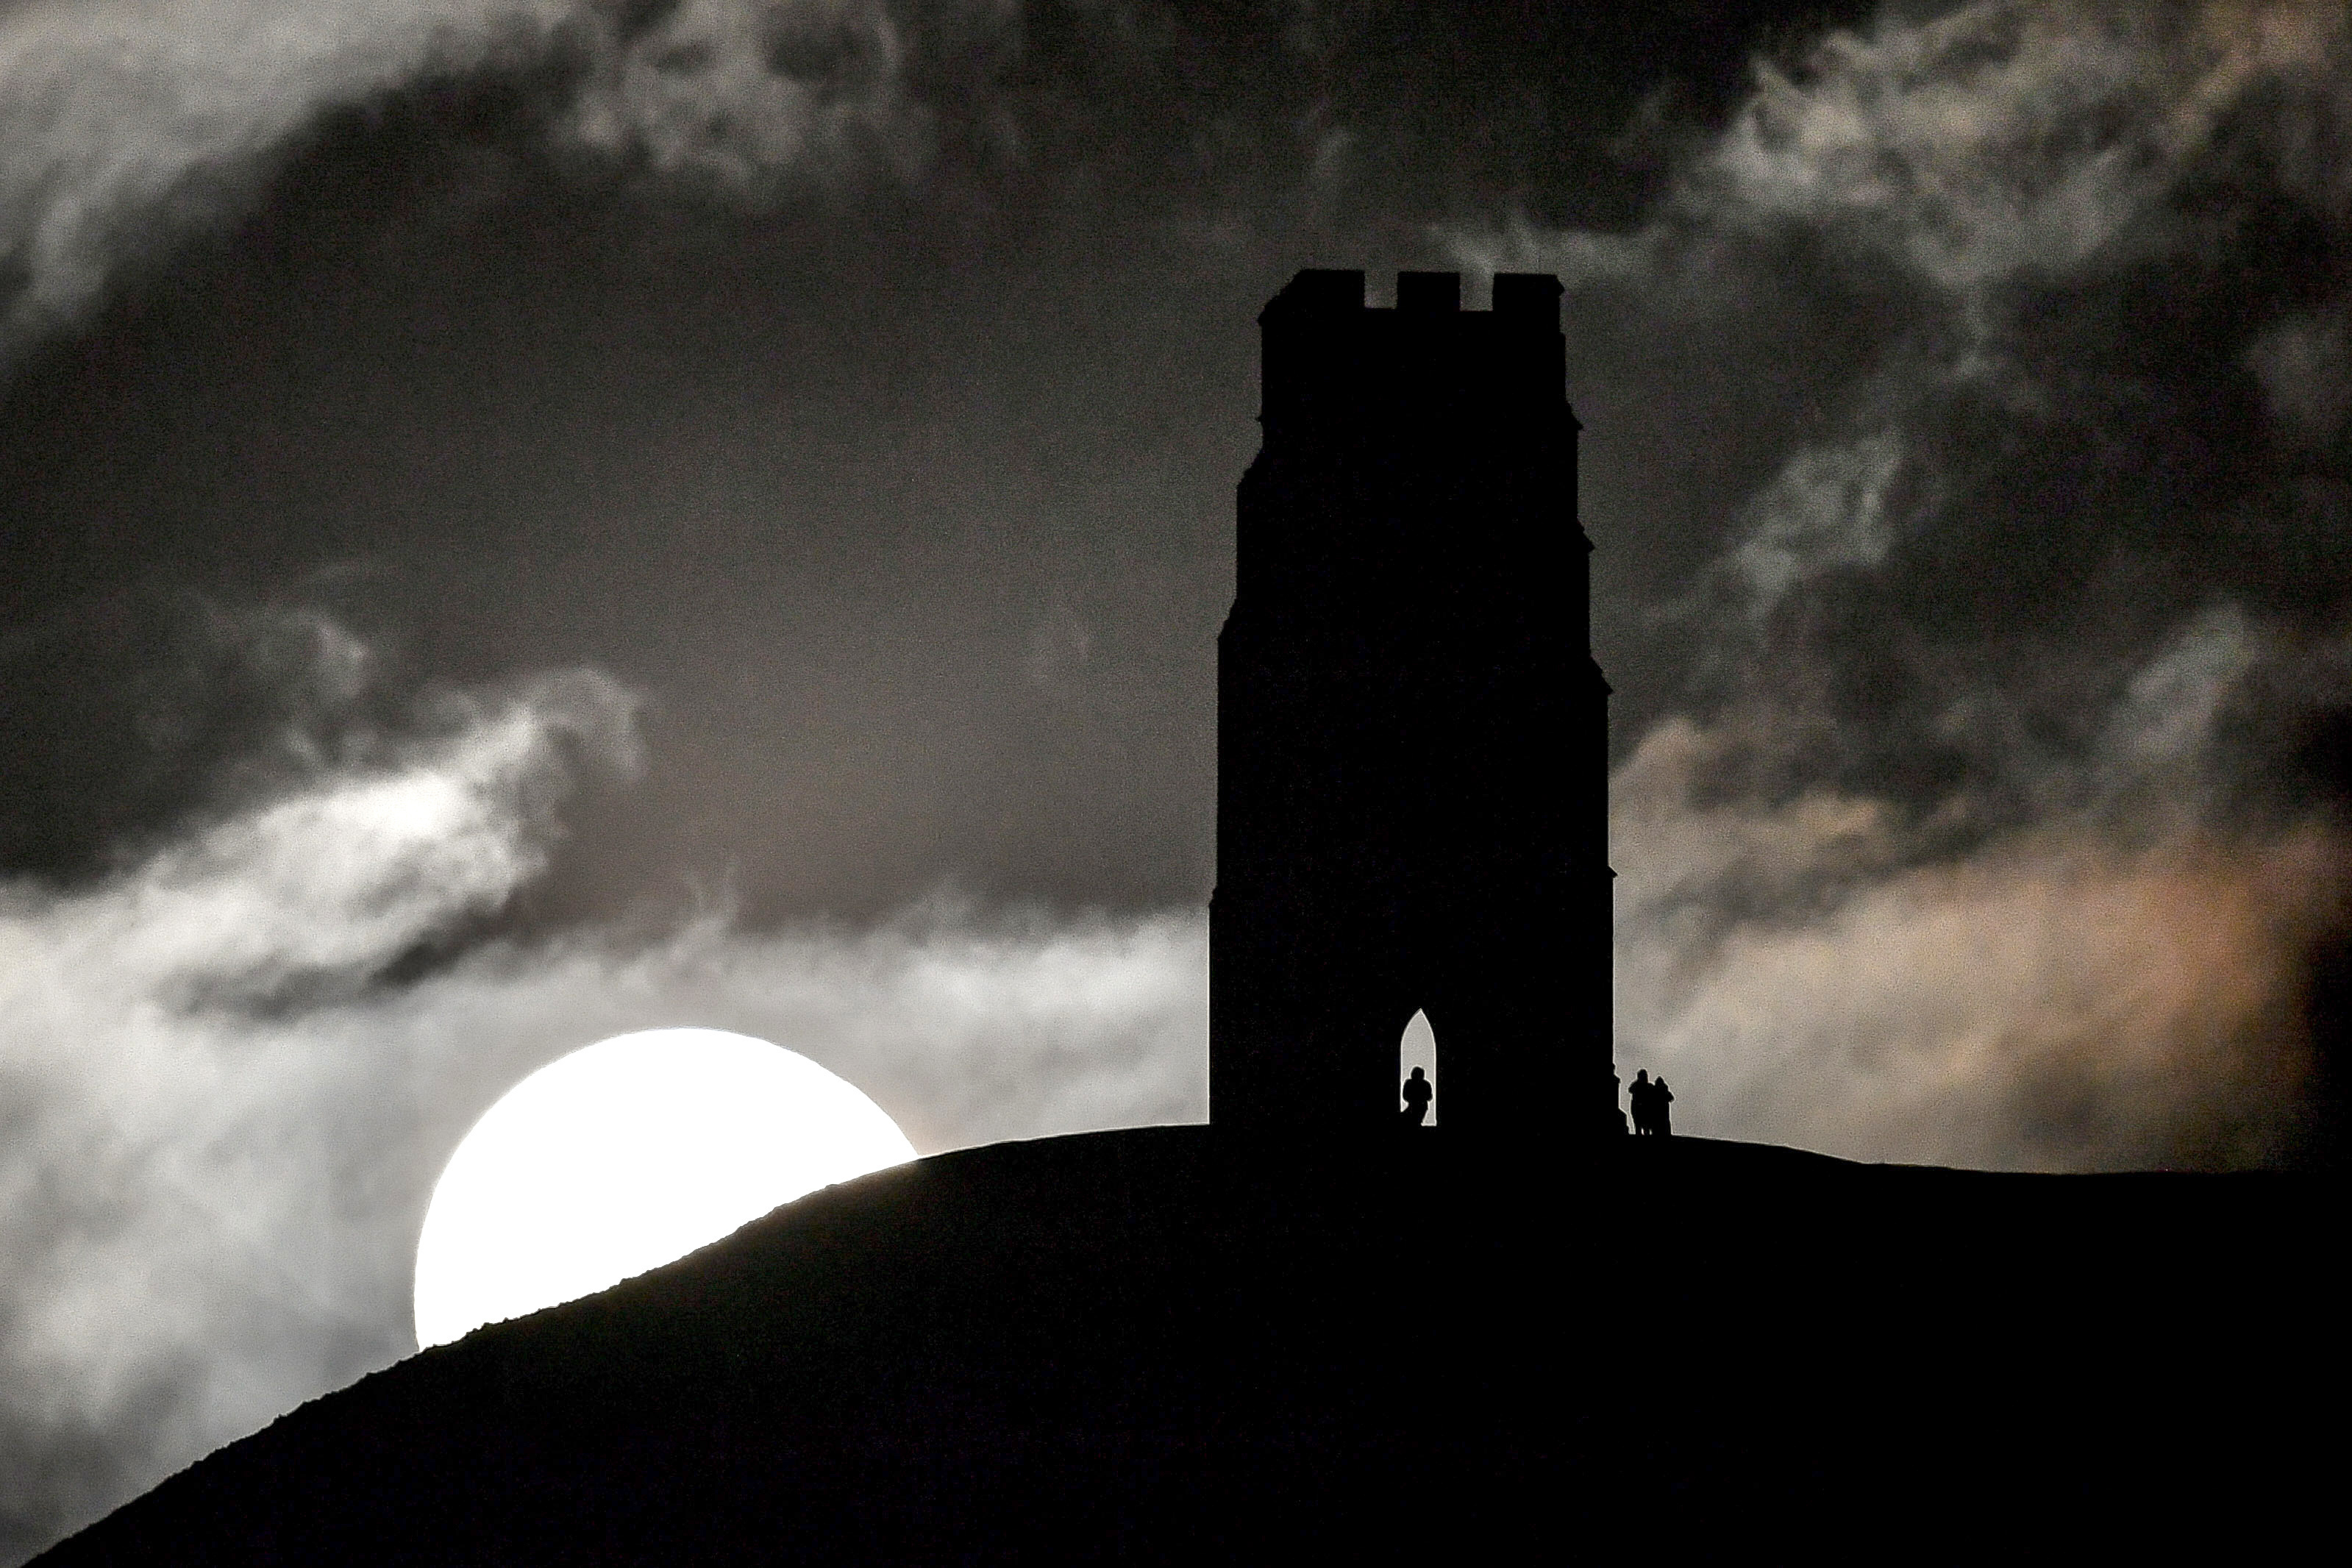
[35,1127,2341,1561]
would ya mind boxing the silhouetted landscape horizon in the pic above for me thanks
[37,1127,2337,1561]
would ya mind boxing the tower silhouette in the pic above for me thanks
[1208,268,1611,1141]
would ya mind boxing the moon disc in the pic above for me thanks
[413,1028,915,1348]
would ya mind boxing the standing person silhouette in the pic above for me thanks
[1628,1069,1656,1135]
[1400,1066,1433,1126]
[1652,1077,1674,1137]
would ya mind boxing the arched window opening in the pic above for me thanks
[1398,1008,1437,1125]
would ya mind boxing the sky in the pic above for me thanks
[1,0,2348,1556]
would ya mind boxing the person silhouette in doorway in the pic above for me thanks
[1651,1077,1674,1137]
[1400,1066,1433,1127]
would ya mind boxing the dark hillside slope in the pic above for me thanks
[38,1129,2342,1561]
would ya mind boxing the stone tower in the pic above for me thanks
[1208,268,1612,1143]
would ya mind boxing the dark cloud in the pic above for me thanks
[0,1,985,369]
[1463,0,2352,1170]
[0,2,1884,929]
[0,591,393,881]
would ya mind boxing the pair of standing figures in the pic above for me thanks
[1626,1069,1673,1136]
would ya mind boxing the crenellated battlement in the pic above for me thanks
[1255,269,1572,440]
[1258,268,1564,316]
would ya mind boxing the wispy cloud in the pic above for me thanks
[1727,430,1911,612]
[0,0,961,371]
[1662,0,2345,300]
[1612,713,2334,1171]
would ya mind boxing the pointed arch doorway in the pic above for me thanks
[1399,1008,1437,1125]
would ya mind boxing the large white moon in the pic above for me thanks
[413,1028,916,1348]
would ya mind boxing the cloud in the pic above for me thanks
[1451,1,2352,1172]
[1461,0,2352,393]
[1693,0,2348,299]
[0,0,961,371]
[2246,305,2352,446]
[0,632,637,1553]
[566,0,936,187]
[1613,715,2334,1172]
[0,610,1204,1562]
[1725,430,1911,611]
[2095,602,2256,787]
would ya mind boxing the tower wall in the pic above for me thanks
[1208,268,1612,1146]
